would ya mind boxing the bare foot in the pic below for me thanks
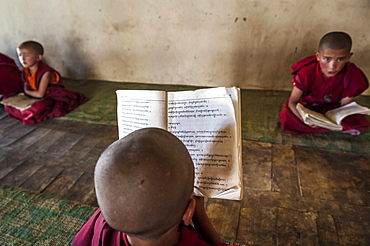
[341,129,361,135]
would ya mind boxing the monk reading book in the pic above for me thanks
[279,31,370,135]
[2,41,88,124]
[73,128,235,246]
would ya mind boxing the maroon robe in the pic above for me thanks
[0,53,23,94]
[279,56,370,134]
[72,208,233,246]
[4,61,88,124]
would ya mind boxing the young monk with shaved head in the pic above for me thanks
[279,31,370,135]
[2,40,88,124]
[73,128,234,246]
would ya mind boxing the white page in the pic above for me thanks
[116,90,167,139]
[296,103,343,130]
[168,87,242,200]
[325,101,370,125]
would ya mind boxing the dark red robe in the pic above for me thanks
[72,208,233,246]
[0,53,23,94]
[4,61,88,124]
[279,56,370,134]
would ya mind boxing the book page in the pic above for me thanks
[168,87,242,200]
[0,93,41,111]
[116,90,167,139]
[325,102,370,125]
[296,103,343,131]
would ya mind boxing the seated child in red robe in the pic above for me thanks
[279,32,369,135]
[3,41,88,124]
[73,128,234,246]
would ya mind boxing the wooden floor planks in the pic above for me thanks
[0,112,369,245]
[237,206,277,245]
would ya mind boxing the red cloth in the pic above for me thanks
[279,56,370,134]
[4,62,88,124]
[0,53,23,94]
[72,208,233,246]
[21,61,63,89]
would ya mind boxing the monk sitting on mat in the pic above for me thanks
[279,31,369,135]
[3,40,88,124]
[73,128,234,246]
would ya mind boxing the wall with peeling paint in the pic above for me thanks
[1,1,369,94]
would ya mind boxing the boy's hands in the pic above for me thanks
[288,86,320,128]
[192,196,223,245]
[307,123,320,128]
[23,71,54,98]
[23,82,31,91]
[194,196,206,214]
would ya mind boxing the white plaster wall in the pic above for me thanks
[1,0,369,94]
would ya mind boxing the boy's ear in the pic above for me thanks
[347,52,353,60]
[182,197,196,226]
[37,54,43,61]
[315,50,320,61]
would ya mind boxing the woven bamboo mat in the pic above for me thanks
[0,184,97,245]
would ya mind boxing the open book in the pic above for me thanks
[116,87,242,200]
[0,93,41,111]
[296,102,370,131]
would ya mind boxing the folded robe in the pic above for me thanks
[0,53,23,95]
[4,86,88,124]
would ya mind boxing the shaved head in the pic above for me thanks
[19,41,44,55]
[318,32,352,53]
[94,128,194,239]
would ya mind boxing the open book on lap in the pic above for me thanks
[116,87,242,200]
[296,102,370,131]
[1,93,41,111]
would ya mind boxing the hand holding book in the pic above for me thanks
[296,102,370,131]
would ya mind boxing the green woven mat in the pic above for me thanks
[0,184,238,246]
[241,90,370,153]
[0,184,97,245]
[60,79,203,125]
[61,79,370,154]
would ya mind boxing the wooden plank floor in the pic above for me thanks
[0,110,369,245]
